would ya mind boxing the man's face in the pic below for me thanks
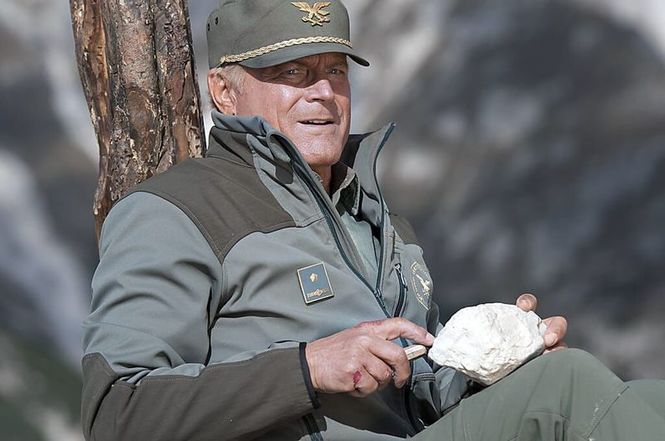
[233,53,351,172]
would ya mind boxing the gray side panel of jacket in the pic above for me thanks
[83,193,314,441]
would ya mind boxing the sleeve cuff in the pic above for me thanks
[299,342,320,409]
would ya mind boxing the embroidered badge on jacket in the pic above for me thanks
[298,262,334,304]
[410,261,432,310]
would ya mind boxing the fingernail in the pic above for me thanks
[518,299,531,310]
[544,333,556,347]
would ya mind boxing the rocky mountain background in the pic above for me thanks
[1,0,664,439]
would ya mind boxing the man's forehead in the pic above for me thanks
[247,53,349,77]
[276,53,349,67]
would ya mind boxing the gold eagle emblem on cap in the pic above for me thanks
[291,2,332,26]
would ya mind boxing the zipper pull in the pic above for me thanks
[395,263,408,291]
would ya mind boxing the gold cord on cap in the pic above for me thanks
[219,36,352,65]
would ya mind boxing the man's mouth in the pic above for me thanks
[300,119,334,126]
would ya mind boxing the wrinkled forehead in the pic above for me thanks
[261,52,349,69]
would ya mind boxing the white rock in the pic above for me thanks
[428,303,547,385]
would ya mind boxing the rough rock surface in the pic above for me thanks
[429,303,547,385]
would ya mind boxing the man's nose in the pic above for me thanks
[305,78,335,102]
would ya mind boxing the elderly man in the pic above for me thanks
[82,1,665,440]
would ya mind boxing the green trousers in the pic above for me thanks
[415,349,665,441]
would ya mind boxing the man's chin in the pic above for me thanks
[299,149,344,169]
[291,138,345,163]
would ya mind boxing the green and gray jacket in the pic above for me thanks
[83,113,470,441]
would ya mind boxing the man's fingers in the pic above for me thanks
[364,338,411,387]
[307,319,429,396]
[542,316,568,348]
[514,294,568,349]
[361,356,395,390]
[349,367,379,398]
[516,293,538,312]
[356,318,435,346]
[544,341,569,354]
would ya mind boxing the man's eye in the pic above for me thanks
[329,68,347,76]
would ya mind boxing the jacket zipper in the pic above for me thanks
[371,125,395,296]
[393,263,408,317]
[370,130,423,434]
[303,414,323,441]
[403,362,424,433]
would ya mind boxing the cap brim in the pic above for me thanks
[237,42,370,68]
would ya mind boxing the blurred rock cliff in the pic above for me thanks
[1,0,664,439]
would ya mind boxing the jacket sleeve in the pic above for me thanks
[82,192,315,441]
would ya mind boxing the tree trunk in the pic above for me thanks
[70,0,206,240]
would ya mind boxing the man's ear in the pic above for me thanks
[208,70,237,115]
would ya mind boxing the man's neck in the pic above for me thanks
[312,166,332,195]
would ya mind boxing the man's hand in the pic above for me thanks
[305,318,435,398]
[516,293,568,352]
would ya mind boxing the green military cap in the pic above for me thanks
[207,0,369,68]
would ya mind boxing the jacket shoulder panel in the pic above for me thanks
[128,157,296,263]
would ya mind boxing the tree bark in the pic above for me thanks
[70,0,205,240]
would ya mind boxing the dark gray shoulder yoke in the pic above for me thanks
[129,154,297,264]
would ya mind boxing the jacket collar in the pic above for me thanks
[206,111,395,202]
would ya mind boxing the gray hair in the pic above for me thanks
[208,64,246,112]
[209,64,246,94]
